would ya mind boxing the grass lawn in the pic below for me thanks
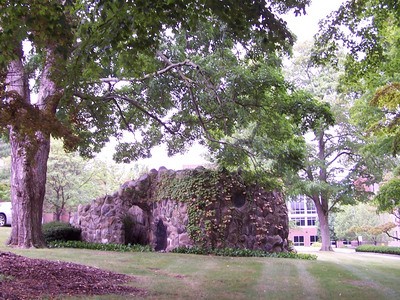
[1,227,400,300]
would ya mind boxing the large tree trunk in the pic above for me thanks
[5,47,59,248]
[316,206,332,251]
[7,130,50,248]
[316,129,333,251]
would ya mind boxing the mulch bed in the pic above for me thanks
[0,252,145,299]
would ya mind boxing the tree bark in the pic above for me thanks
[316,204,333,251]
[55,209,61,222]
[7,130,50,248]
[306,129,333,251]
[313,129,333,251]
[6,46,59,248]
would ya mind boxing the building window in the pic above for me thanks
[291,200,305,214]
[294,236,304,246]
[307,217,316,226]
[306,201,316,214]
[310,235,318,245]
[291,217,305,227]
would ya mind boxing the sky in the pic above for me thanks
[97,141,210,171]
[98,0,346,171]
[283,0,345,43]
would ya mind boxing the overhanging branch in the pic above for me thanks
[116,95,184,136]
[384,231,400,241]
[77,53,270,173]
[326,150,355,167]
[97,60,193,84]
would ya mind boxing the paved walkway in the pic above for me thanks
[295,246,400,260]
[294,246,356,253]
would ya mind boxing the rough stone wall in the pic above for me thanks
[71,167,289,252]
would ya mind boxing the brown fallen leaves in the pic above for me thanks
[0,252,145,299]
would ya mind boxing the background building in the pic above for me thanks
[288,195,319,247]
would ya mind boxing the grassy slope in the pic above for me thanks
[0,227,399,300]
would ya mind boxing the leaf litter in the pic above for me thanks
[0,252,145,299]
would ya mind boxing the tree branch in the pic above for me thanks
[78,52,270,173]
[155,50,229,134]
[97,60,193,84]
[326,150,355,166]
[384,231,400,241]
[156,52,270,172]
[111,98,135,135]
[116,95,184,137]
[324,132,352,144]
[328,198,341,212]
[73,91,184,137]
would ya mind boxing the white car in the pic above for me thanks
[0,202,12,226]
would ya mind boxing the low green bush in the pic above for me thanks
[42,221,77,232]
[42,222,81,243]
[48,240,154,252]
[171,246,317,260]
[311,242,322,248]
[288,240,296,252]
[356,245,400,256]
[48,240,316,259]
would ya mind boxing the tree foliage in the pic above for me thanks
[312,0,400,88]
[334,203,389,242]
[205,42,334,180]
[372,222,400,241]
[0,0,312,161]
[0,0,330,175]
[45,140,93,220]
[312,0,400,155]
[283,42,383,250]
[374,175,400,222]
[0,156,10,202]
[2,0,337,247]
[45,139,143,219]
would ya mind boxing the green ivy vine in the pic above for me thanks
[156,167,249,248]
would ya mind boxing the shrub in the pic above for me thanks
[287,240,296,252]
[356,245,400,256]
[48,240,153,252]
[311,242,322,248]
[170,246,317,260]
[42,222,81,243]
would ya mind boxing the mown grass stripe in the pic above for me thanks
[313,251,399,300]
[295,261,325,300]
[256,259,302,300]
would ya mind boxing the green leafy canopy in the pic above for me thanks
[0,0,324,176]
[312,0,400,156]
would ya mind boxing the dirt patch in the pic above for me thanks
[0,251,145,299]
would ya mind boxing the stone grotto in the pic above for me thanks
[70,167,290,252]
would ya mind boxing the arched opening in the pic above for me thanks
[155,219,167,251]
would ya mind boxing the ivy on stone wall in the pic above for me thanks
[156,167,249,248]
[72,166,289,252]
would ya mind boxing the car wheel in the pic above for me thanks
[0,214,6,227]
